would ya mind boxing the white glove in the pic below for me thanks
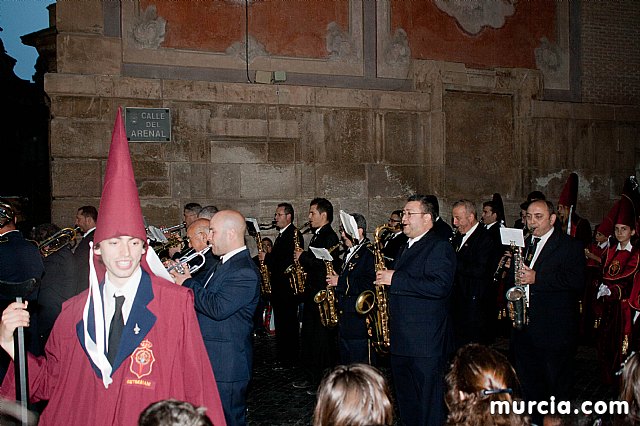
[597,283,611,299]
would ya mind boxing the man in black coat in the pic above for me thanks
[451,199,500,347]
[261,202,304,368]
[425,194,454,241]
[381,209,408,268]
[376,194,456,426]
[32,223,77,350]
[73,205,97,295]
[510,200,585,424]
[294,197,341,393]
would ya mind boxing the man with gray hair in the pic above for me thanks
[450,199,500,347]
[198,205,219,220]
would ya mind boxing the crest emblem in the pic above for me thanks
[608,260,621,276]
[129,339,155,379]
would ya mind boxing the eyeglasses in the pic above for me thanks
[388,218,401,223]
[401,211,428,218]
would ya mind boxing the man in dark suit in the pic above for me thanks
[173,210,260,426]
[73,205,97,295]
[183,218,219,279]
[425,194,454,241]
[381,209,408,268]
[451,199,500,347]
[294,197,341,393]
[376,194,456,426]
[261,202,304,368]
[510,200,585,424]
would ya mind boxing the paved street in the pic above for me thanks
[246,333,614,425]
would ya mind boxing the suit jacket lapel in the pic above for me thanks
[76,270,158,376]
[533,230,559,268]
[112,270,157,371]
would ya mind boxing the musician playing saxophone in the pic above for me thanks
[507,199,584,425]
[374,195,456,426]
[258,203,304,369]
[325,212,376,365]
[292,198,341,392]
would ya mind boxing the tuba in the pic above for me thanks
[314,258,339,328]
[284,222,309,296]
[38,226,81,257]
[355,224,393,355]
[506,243,528,329]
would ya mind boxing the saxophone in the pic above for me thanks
[314,258,339,328]
[284,222,309,296]
[255,232,272,297]
[506,243,528,329]
[355,224,393,355]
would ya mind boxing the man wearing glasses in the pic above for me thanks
[375,194,456,426]
[260,203,304,370]
[381,209,408,268]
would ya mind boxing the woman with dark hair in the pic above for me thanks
[313,364,393,426]
[445,344,530,426]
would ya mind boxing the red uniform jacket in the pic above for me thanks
[1,270,226,426]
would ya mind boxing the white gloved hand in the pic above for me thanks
[597,283,612,299]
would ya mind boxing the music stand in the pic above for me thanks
[0,278,39,426]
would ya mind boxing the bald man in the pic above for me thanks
[171,210,260,426]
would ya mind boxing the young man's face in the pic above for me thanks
[481,206,497,225]
[614,224,635,246]
[94,236,146,288]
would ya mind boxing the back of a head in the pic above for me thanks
[313,364,393,426]
[138,400,213,426]
[445,344,530,426]
[619,352,640,423]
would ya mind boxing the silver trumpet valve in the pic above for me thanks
[167,246,210,275]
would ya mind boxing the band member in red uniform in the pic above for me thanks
[596,195,640,386]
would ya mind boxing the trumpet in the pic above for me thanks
[161,222,187,234]
[166,246,210,275]
[38,226,81,257]
[299,221,312,234]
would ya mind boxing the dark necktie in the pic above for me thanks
[524,237,540,266]
[108,295,125,364]
[453,233,465,252]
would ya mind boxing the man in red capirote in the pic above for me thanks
[0,108,226,426]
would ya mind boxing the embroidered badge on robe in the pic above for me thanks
[127,339,156,388]
[609,260,621,276]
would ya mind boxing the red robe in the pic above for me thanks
[1,272,226,426]
[598,246,639,384]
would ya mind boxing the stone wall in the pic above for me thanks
[42,0,640,233]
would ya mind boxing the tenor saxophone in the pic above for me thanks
[506,243,528,329]
[314,258,339,328]
[284,223,308,296]
[355,224,393,355]
[255,232,272,297]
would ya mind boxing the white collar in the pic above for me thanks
[408,229,429,248]
[279,223,292,234]
[222,246,247,263]
[617,241,633,252]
